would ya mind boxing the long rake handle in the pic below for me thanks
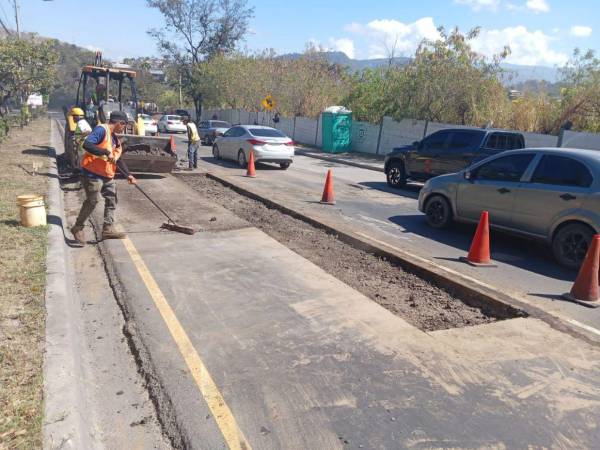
[134,184,176,224]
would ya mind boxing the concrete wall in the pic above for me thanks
[274,117,294,138]
[522,132,558,148]
[351,121,380,154]
[378,117,426,154]
[562,130,600,150]
[204,108,600,155]
[294,116,319,146]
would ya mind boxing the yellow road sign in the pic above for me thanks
[261,95,276,111]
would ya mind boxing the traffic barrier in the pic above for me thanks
[245,150,256,178]
[320,169,335,205]
[460,211,496,267]
[563,234,600,307]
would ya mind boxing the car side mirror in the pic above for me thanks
[464,170,473,181]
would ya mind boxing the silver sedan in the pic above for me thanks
[418,148,600,268]
[212,125,294,169]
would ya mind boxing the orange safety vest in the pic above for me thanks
[81,124,122,179]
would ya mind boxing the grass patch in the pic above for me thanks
[0,119,51,449]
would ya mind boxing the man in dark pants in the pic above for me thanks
[184,117,200,169]
[71,110,137,244]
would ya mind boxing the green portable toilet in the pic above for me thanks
[322,111,352,153]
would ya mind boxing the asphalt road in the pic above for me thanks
[170,133,600,335]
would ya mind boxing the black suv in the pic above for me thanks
[384,128,525,188]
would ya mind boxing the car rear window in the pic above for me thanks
[248,128,286,138]
[211,121,231,128]
[531,155,593,188]
[167,115,182,121]
[485,133,524,151]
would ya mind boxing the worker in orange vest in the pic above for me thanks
[71,110,137,245]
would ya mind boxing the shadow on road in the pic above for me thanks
[358,181,421,199]
[388,213,575,282]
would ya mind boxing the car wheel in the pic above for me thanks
[238,150,247,168]
[424,195,453,229]
[386,161,407,188]
[552,223,595,269]
[212,145,220,160]
[279,162,291,170]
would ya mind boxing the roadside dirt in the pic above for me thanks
[179,174,499,332]
[0,119,49,449]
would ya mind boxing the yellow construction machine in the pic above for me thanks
[64,57,176,173]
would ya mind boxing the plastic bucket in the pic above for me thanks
[16,194,47,227]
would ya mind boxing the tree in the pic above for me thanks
[343,27,511,127]
[554,49,600,132]
[0,37,58,117]
[147,0,254,119]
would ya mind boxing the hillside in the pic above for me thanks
[283,51,560,84]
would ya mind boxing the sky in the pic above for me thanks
[8,0,600,67]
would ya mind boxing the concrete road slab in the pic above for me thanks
[97,173,600,449]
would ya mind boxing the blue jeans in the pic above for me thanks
[187,143,199,168]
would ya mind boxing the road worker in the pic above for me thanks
[69,107,92,170]
[184,117,200,169]
[71,110,137,244]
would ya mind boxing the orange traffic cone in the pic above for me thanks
[460,211,496,267]
[320,169,335,205]
[563,235,600,307]
[169,135,176,152]
[245,150,256,178]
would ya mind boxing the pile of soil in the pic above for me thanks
[124,144,167,155]
[180,174,500,332]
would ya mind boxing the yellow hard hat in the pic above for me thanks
[69,107,84,116]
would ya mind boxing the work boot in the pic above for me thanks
[71,225,86,245]
[102,224,126,240]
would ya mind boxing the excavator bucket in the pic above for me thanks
[119,134,177,173]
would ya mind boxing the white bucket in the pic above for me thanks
[17,194,47,227]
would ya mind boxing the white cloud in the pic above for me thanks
[472,26,567,66]
[329,38,355,59]
[525,0,549,13]
[454,0,501,11]
[346,18,440,59]
[570,25,592,37]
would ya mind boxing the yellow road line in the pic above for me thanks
[121,237,252,450]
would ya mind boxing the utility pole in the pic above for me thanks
[12,0,20,38]
[178,74,183,108]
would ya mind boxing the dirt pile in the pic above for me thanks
[124,144,168,155]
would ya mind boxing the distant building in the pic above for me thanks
[27,94,43,107]
[149,69,166,82]
[113,62,132,69]
[509,89,523,100]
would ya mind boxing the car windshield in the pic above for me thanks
[249,128,286,138]
[140,114,151,120]
[212,121,231,128]
[167,115,182,121]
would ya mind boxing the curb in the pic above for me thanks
[204,170,600,347]
[295,149,385,173]
[52,118,187,448]
[43,119,92,449]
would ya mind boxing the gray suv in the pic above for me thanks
[198,120,232,145]
[385,129,525,187]
[418,148,600,268]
